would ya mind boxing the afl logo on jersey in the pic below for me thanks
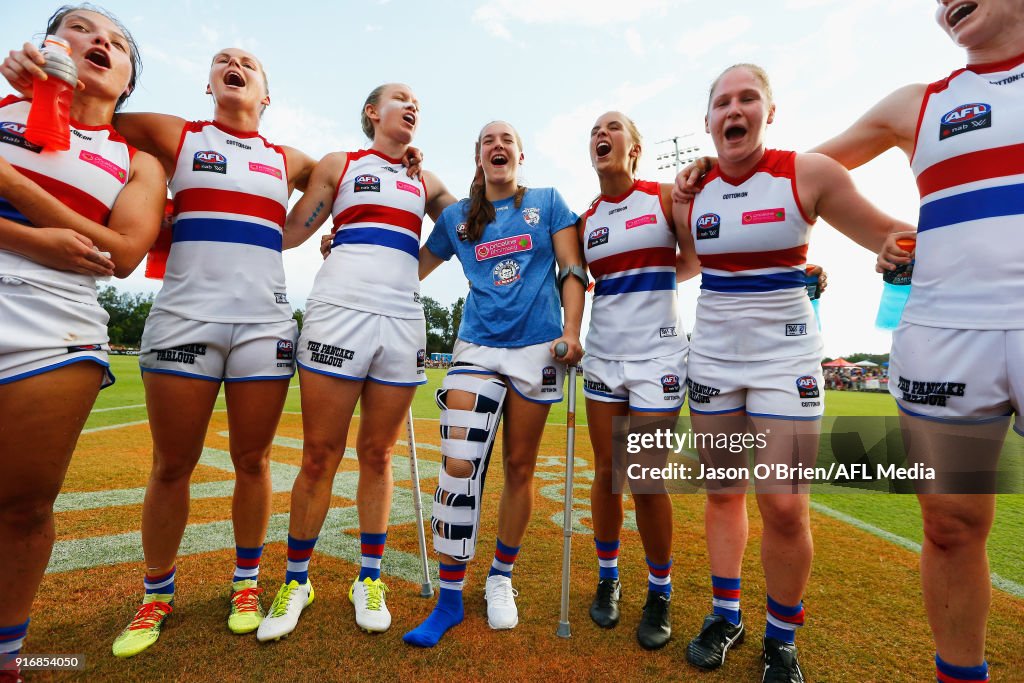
[940,103,991,140]
[542,366,557,386]
[588,227,609,249]
[796,375,819,398]
[695,213,720,240]
[276,339,294,360]
[417,349,426,368]
[0,121,41,153]
[354,174,381,192]
[493,259,521,286]
[193,150,227,174]
[661,374,681,394]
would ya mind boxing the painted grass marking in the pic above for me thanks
[81,419,150,434]
[90,403,146,413]
[811,501,1024,599]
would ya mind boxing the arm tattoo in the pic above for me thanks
[304,201,325,229]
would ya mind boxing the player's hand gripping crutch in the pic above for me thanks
[555,341,576,638]
[406,408,433,597]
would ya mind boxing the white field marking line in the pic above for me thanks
[810,501,1024,599]
[89,403,146,413]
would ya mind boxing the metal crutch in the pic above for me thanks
[406,408,433,597]
[555,342,576,638]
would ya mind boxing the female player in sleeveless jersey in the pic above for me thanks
[0,5,163,674]
[578,111,699,650]
[255,83,455,642]
[79,46,320,657]
[674,6,1024,679]
[677,64,913,682]
[402,120,585,648]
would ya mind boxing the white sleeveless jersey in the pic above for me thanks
[152,121,291,323]
[908,54,1024,329]
[688,149,820,361]
[0,96,134,303]
[308,149,426,319]
[581,180,685,360]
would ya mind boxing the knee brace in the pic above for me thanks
[430,371,507,562]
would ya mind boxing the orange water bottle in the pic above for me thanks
[24,35,77,151]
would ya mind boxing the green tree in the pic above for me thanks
[293,308,304,331]
[97,286,154,346]
[446,297,465,350]
[422,296,450,354]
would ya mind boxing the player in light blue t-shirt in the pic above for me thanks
[405,121,585,647]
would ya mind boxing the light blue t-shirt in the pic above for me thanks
[425,187,578,348]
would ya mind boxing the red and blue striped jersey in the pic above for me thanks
[908,53,1024,329]
[581,180,685,360]
[688,149,820,360]
[154,120,291,323]
[309,149,426,319]
[0,96,134,302]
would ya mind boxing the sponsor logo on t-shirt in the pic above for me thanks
[785,323,807,336]
[493,259,521,286]
[742,208,785,225]
[940,102,991,140]
[249,161,282,179]
[723,191,748,200]
[796,375,819,398]
[396,180,421,196]
[354,174,381,192]
[194,150,227,174]
[625,214,657,230]
[660,327,677,338]
[226,139,251,150]
[456,223,468,241]
[522,207,540,226]
[0,121,42,153]
[587,227,609,249]
[80,150,127,184]
[696,213,720,240]
[476,234,533,261]
[275,293,289,304]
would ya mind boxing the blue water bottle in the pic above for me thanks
[875,237,917,330]
[804,267,822,330]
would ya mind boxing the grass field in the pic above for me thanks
[24,356,1024,681]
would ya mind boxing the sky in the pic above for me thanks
[3,0,964,357]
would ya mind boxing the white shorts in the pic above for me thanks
[451,339,564,403]
[686,350,824,420]
[140,309,297,382]
[0,278,113,387]
[890,323,1023,434]
[296,301,426,386]
[582,349,687,413]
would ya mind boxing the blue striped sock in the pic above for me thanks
[646,557,672,594]
[488,538,520,578]
[233,545,264,583]
[144,567,175,595]
[0,619,29,663]
[711,575,741,625]
[595,538,620,580]
[285,535,318,585]
[935,654,989,682]
[765,595,805,644]
[358,532,387,581]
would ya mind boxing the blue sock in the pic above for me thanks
[0,618,29,665]
[358,532,387,581]
[285,535,318,585]
[144,567,175,595]
[403,563,466,648]
[646,557,672,595]
[233,545,263,584]
[765,595,805,644]
[595,538,620,580]
[488,538,520,578]
[935,654,989,682]
[712,575,741,625]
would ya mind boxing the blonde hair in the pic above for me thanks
[707,63,773,112]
